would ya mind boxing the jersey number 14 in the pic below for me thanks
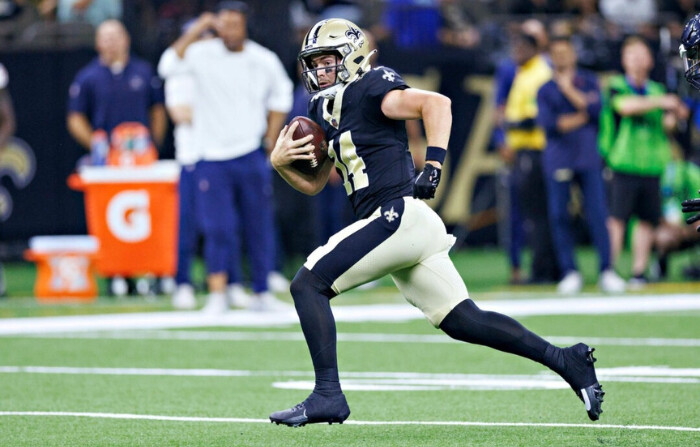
[327,130,369,195]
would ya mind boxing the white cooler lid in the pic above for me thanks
[77,160,180,184]
[29,235,99,253]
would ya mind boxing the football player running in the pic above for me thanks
[269,18,604,427]
[679,13,700,232]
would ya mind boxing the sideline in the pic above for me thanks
[1,294,700,335]
[0,411,698,432]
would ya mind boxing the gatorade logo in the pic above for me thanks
[106,190,151,242]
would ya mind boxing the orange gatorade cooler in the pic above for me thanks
[24,235,99,301]
[68,161,180,278]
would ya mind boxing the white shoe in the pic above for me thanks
[160,276,177,295]
[110,276,128,297]
[267,271,291,293]
[172,284,196,310]
[228,284,252,308]
[202,292,228,314]
[557,271,583,294]
[627,274,648,291]
[249,292,293,312]
[136,275,156,296]
[599,269,626,293]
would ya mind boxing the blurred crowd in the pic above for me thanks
[0,0,699,300]
[1,0,700,98]
[0,1,697,75]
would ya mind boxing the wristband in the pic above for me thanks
[425,146,446,164]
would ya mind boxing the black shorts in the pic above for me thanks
[609,172,661,226]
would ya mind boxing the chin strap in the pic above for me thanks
[315,84,343,100]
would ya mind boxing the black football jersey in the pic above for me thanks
[308,66,415,219]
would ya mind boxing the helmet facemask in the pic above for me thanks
[680,43,700,90]
[299,48,351,98]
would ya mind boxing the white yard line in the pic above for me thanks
[0,366,309,378]
[21,329,700,348]
[1,294,700,335]
[1,365,699,386]
[0,411,698,432]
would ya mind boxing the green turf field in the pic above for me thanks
[1,313,699,446]
[1,248,699,446]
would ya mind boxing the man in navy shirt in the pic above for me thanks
[67,19,166,155]
[67,19,166,296]
[536,36,625,294]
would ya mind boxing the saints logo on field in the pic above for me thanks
[0,137,36,221]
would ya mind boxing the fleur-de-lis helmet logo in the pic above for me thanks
[345,26,362,43]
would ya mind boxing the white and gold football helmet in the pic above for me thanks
[298,18,376,98]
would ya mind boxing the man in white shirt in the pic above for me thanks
[159,22,252,310]
[158,1,293,312]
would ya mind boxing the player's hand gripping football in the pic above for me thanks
[682,190,700,232]
[413,163,442,199]
[270,121,315,171]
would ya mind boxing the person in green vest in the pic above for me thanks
[598,36,688,288]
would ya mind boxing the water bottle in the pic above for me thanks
[90,129,109,166]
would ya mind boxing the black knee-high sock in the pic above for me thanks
[290,267,341,396]
[439,299,563,371]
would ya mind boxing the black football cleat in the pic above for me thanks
[269,392,351,428]
[559,343,605,421]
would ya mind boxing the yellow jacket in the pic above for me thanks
[504,55,552,151]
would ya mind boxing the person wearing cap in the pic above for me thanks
[158,1,293,312]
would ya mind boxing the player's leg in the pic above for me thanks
[271,198,428,426]
[438,298,604,420]
[391,252,551,364]
[269,218,377,426]
[268,265,350,427]
[390,202,604,420]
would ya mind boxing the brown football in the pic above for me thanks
[289,116,328,176]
